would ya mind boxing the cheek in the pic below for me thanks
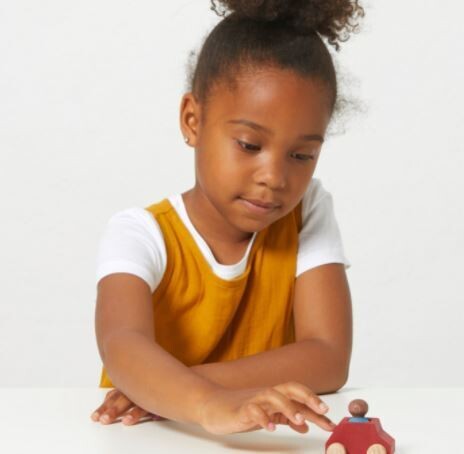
[195,147,242,190]
[224,153,248,175]
[211,144,249,177]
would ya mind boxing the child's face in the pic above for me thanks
[181,67,332,236]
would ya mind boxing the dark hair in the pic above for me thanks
[186,0,365,122]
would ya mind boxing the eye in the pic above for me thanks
[236,140,260,152]
[290,153,315,161]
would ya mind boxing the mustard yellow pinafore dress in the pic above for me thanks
[99,197,302,387]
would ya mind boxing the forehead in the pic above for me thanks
[205,67,332,132]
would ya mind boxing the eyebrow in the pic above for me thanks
[227,118,324,143]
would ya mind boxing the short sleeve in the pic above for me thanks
[296,179,351,277]
[95,207,167,293]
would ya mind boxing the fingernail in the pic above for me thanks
[295,412,304,422]
[330,421,337,427]
[319,402,329,411]
[267,422,275,431]
[123,415,133,422]
[91,412,99,420]
[101,414,110,423]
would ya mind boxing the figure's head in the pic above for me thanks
[180,0,364,234]
[349,399,369,417]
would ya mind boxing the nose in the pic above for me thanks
[254,155,287,190]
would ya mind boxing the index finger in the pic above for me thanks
[274,382,330,415]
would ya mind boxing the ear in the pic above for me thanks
[179,92,201,147]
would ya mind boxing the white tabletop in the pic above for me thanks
[0,387,461,453]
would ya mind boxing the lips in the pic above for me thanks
[240,197,281,209]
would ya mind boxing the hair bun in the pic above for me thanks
[211,0,295,22]
[210,0,365,50]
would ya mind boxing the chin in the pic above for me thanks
[235,217,273,233]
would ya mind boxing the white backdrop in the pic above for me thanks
[1,0,462,387]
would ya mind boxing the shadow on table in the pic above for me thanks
[154,419,325,453]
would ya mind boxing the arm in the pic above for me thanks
[191,263,352,394]
[95,273,221,425]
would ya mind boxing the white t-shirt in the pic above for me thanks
[95,178,351,293]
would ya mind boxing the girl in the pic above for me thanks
[90,0,364,438]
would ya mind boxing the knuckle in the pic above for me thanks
[255,388,269,400]
[247,402,264,421]
[262,386,277,397]
[245,401,258,413]
[106,388,118,398]
[261,387,272,395]
[114,394,130,408]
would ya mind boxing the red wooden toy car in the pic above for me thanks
[325,399,395,454]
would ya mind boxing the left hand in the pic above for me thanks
[90,388,166,425]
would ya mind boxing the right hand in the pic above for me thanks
[198,381,337,435]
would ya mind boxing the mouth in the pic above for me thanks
[238,197,281,214]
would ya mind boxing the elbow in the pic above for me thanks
[332,368,349,393]
[327,341,351,393]
[300,338,351,394]
[319,373,348,395]
[325,362,350,394]
[319,351,351,394]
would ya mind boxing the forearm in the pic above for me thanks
[191,339,349,394]
[102,331,221,424]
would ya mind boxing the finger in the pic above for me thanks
[272,411,309,433]
[91,388,121,421]
[121,406,150,425]
[274,413,290,425]
[287,418,309,434]
[296,405,337,432]
[256,388,307,427]
[258,387,336,431]
[266,412,283,425]
[245,402,276,432]
[98,393,133,424]
[274,381,330,415]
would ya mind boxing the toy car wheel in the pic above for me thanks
[367,444,387,454]
[326,442,346,454]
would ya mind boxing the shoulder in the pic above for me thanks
[96,206,167,293]
[104,205,169,241]
[296,178,350,275]
[300,178,332,220]
[103,206,167,251]
[107,206,158,227]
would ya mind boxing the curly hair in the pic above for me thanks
[210,0,364,50]
[186,0,365,120]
